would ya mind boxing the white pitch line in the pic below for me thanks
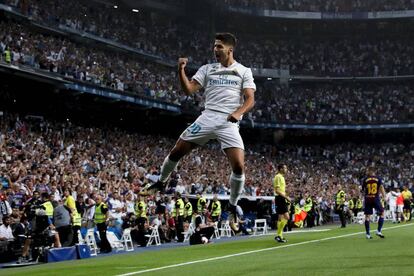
[116,223,413,276]
[257,228,331,237]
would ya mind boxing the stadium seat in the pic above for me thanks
[219,220,233,237]
[146,225,161,246]
[253,219,268,236]
[354,212,365,225]
[183,223,195,242]
[85,229,99,256]
[77,230,86,245]
[120,228,134,252]
[106,231,125,252]
[213,222,221,240]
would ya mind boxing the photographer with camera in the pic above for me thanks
[18,208,61,263]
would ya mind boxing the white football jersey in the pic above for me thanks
[388,191,399,206]
[192,61,256,114]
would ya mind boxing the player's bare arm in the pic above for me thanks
[178,57,202,95]
[380,185,386,199]
[227,88,255,123]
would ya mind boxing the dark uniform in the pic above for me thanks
[335,190,346,228]
[174,197,185,242]
[135,199,147,247]
[361,174,385,238]
[361,177,384,215]
[211,199,221,222]
[184,200,193,223]
[304,197,314,228]
[94,202,112,253]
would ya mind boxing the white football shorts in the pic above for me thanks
[179,109,244,150]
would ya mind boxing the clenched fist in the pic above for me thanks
[178,57,188,70]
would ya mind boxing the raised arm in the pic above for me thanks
[178,58,202,95]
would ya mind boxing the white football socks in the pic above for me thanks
[159,156,178,183]
[229,172,245,206]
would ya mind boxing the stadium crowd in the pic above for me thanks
[253,82,414,124]
[221,0,414,12]
[1,21,414,124]
[1,112,413,208]
[2,0,414,76]
[0,108,413,259]
[0,21,187,106]
[0,0,413,265]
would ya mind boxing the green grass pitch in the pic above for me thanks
[2,222,413,276]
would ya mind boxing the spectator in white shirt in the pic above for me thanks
[0,216,14,241]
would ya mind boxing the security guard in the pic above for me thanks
[348,198,355,212]
[196,193,207,214]
[72,206,82,245]
[173,192,185,242]
[335,185,346,228]
[94,195,112,253]
[348,197,355,222]
[41,193,54,220]
[184,197,193,223]
[355,198,363,214]
[4,46,11,64]
[135,194,148,247]
[211,195,221,222]
[303,195,314,228]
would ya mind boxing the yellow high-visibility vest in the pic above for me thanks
[94,202,107,223]
[135,201,147,218]
[42,201,54,218]
[211,200,221,217]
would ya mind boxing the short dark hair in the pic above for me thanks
[2,215,10,224]
[277,164,286,171]
[215,33,237,48]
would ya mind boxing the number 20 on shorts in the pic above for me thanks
[188,123,201,134]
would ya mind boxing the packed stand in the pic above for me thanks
[2,22,414,124]
[236,36,414,76]
[2,0,414,76]
[252,82,414,124]
[0,112,413,260]
[220,0,414,12]
[0,21,198,107]
[1,0,213,65]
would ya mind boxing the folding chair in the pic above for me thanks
[85,228,99,256]
[77,230,86,245]
[106,231,125,251]
[253,219,268,236]
[146,225,161,246]
[212,222,221,239]
[354,212,365,224]
[219,220,233,237]
[120,228,134,251]
[183,223,195,242]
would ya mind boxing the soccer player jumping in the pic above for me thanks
[361,166,386,239]
[143,33,256,226]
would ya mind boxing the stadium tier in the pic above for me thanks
[0,0,413,270]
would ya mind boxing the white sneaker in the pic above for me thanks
[375,231,385,238]
[366,234,372,239]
